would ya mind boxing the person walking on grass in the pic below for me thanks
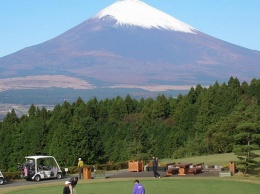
[152,156,160,178]
[133,179,145,194]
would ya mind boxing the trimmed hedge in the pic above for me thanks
[2,172,22,181]
[2,161,128,181]
[95,161,128,171]
[62,161,128,173]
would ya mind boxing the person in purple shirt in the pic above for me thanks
[133,179,145,194]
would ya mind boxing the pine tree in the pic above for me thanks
[233,123,260,175]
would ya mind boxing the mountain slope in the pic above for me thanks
[0,0,260,93]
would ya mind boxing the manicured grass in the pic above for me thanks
[6,178,260,194]
[161,150,260,166]
[3,151,260,194]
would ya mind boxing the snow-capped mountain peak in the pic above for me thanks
[94,0,196,33]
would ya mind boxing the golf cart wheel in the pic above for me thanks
[0,178,3,185]
[56,173,62,179]
[34,175,41,182]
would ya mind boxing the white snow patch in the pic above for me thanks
[94,0,196,33]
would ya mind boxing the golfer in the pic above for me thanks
[63,181,71,194]
[69,177,78,194]
[78,158,84,179]
[133,179,145,194]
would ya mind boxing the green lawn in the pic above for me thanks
[160,150,260,166]
[5,178,260,194]
[3,151,260,194]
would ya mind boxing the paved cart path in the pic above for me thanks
[105,169,219,178]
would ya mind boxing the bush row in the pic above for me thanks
[2,161,128,180]
[65,161,128,173]
[95,161,128,171]
[2,172,22,181]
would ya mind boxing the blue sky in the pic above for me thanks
[0,0,259,57]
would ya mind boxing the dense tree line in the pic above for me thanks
[0,77,260,171]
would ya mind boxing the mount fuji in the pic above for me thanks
[0,0,260,97]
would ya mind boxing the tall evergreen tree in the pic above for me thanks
[0,109,18,170]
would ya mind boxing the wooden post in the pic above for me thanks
[229,161,236,175]
[83,166,92,179]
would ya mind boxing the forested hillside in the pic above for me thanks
[0,77,260,171]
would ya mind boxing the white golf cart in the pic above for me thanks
[20,155,62,182]
[0,171,5,185]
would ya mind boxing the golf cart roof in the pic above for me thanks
[25,156,56,160]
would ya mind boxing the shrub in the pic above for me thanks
[95,161,128,171]
[2,171,22,181]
